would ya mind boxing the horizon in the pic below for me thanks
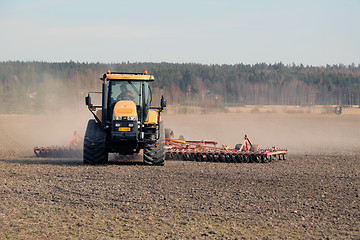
[1,60,360,68]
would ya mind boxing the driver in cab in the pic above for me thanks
[117,84,135,101]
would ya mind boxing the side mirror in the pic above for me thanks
[85,95,91,106]
[160,96,166,110]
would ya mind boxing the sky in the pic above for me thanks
[0,0,359,66]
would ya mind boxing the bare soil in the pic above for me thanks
[0,111,359,239]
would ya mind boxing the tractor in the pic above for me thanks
[84,70,166,165]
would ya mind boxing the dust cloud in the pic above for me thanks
[0,105,359,158]
[0,109,91,158]
[163,112,360,154]
[0,73,95,158]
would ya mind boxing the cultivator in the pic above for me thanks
[33,130,287,163]
[34,132,82,158]
[165,135,287,163]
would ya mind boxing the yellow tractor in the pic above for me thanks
[84,70,166,165]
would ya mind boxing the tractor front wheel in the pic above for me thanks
[143,122,165,166]
[83,120,108,164]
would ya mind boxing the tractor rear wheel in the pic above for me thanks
[143,122,165,166]
[83,120,108,164]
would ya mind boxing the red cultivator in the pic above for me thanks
[33,130,287,163]
[165,135,287,163]
[34,132,82,158]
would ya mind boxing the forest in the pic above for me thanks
[0,61,359,113]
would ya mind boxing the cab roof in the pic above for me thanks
[101,71,154,81]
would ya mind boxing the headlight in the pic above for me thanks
[128,116,136,121]
[128,123,134,127]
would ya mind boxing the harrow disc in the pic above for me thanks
[164,135,287,164]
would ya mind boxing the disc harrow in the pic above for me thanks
[34,131,82,158]
[165,135,287,163]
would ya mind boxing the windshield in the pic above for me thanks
[109,81,149,120]
[110,81,141,105]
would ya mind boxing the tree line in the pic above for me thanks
[0,61,359,113]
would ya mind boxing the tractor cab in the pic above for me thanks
[108,80,150,123]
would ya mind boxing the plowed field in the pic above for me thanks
[0,112,359,239]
